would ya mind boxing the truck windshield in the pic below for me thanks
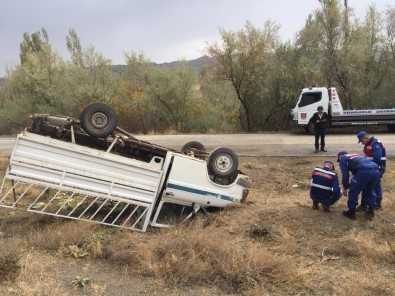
[298,92,322,107]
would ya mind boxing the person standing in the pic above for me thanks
[357,131,386,209]
[337,151,380,220]
[311,106,328,153]
[310,160,342,212]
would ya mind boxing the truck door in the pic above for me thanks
[296,91,323,126]
[163,154,208,207]
[150,154,207,227]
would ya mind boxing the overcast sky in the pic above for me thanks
[0,0,392,76]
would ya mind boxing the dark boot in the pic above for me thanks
[322,204,330,212]
[343,208,356,220]
[356,202,368,212]
[312,202,319,210]
[367,206,375,220]
[374,199,382,210]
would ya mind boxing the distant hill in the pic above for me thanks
[112,55,213,74]
[0,56,214,80]
[156,55,213,72]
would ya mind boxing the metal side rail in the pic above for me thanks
[0,178,151,231]
[0,132,168,232]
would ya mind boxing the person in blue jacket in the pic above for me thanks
[337,151,380,220]
[310,160,342,212]
[357,131,386,210]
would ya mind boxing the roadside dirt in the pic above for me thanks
[1,155,394,295]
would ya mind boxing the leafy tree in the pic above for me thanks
[0,28,67,133]
[66,28,84,68]
[262,43,317,130]
[207,21,280,132]
[63,29,120,115]
[198,71,241,132]
[296,0,390,109]
[122,53,201,133]
[353,5,390,108]
[117,52,153,132]
[0,28,121,134]
[144,61,198,133]
[382,6,395,107]
[20,28,49,65]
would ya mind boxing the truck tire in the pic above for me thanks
[208,147,238,179]
[80,103,117,138]
[387,124,395,132]
[181,141,206,159]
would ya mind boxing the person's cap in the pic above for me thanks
[324,160,335,170]
[337,150,348,162]
[357,131,367,143]
[317,106,324,110]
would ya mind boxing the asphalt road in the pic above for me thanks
[1,132,394,158]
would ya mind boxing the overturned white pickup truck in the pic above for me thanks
[0,103,251,232]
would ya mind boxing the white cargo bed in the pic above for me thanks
[0,132,168,232]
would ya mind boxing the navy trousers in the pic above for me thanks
[348,169,380,209]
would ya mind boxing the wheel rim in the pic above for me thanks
[90,112,109,129]
[215,154,233,172]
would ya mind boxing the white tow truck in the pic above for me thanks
[0,103,251,232]
[290,86,395,134]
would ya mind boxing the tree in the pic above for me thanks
[355,5,389,107]
[20,28,49,65]
[66,28,84,67]
[0,28,67,133]
[296,0,390,109]
[144,61,198,133]
[117,52,153,132]
[122,53,200,133]
[207,21,280,132]
[198,70,241,132]
[383,6,395,106]
[63,29,120,115]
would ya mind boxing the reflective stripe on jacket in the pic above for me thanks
[363,136,386,174]
[310,167,341,198]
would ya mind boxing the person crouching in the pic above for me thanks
[310,160,342,212]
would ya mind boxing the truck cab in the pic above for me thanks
[290,86,333,133]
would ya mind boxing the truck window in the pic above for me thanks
[298,92,322,107]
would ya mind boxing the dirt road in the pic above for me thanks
[1,131,394,157]
[138,131,395,157]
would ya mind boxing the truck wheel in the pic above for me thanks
[387,124,395,132]
[181,141,206,159]
[80,103,118,138]
[208,147,238,179]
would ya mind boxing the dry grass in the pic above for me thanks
[0,156,394,295]
[104,219,302,294]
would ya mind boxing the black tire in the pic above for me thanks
[181,141,206,155]
[207,147,238,178]
[80,103,117,138]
